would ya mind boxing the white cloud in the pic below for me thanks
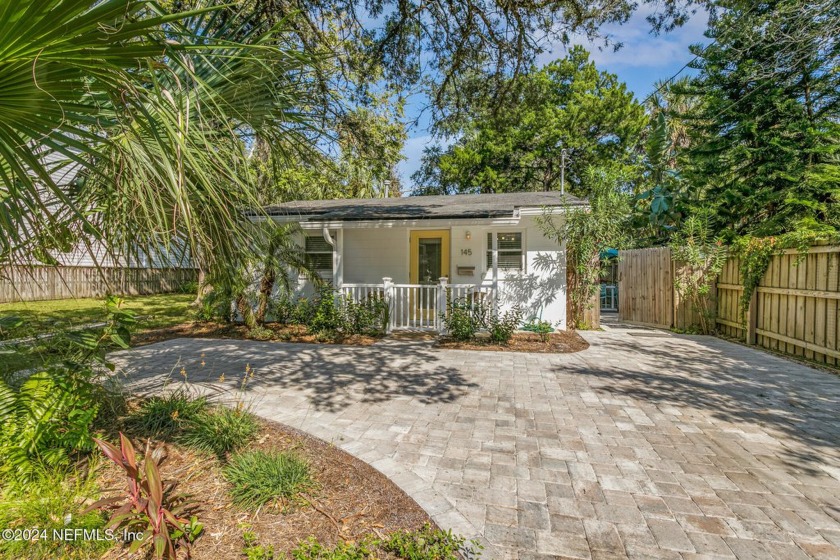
[539,5,709,69]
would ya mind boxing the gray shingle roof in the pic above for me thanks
[261,191,587,221]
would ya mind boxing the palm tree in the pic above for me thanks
[0,0,315,281]
[646,76,697,164]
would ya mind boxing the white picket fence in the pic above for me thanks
[340,278,495,332]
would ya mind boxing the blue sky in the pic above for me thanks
[397,6,710,189]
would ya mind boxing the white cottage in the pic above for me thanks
[262,192,587,331]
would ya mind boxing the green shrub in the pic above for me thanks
[0,367,108,484]
[383,524,482,559]
[0,466,111,560]
[182,406,259,458]
[290,297,315,325]
[522,319,553,342]
[177,280,199,295]
[0,296,133,485]
[267,292,295,324]
[248,325,275,341]
[223,450,312,510]
[309,287,343,333]
[341,293,388,335]
[441,297,488,341]
[126,389,208,438]
[487,306,523,344]
[196,288,236,322]
[441,299,471,341]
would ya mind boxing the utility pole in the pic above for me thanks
[560,148,568,195]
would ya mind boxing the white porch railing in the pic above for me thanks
[341,278,495,332]
[340,283,385,303]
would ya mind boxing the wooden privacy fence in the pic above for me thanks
[617,247,706,330]
[0,266,198,303]
[617,247,674,328]
[619,245,840,367]
[716,245,840,367]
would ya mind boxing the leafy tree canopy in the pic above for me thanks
[681,0,840,240]
[165,0,709,128]
[255,100,407,202]
[412,47,647,197]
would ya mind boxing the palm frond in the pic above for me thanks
[0,0,318,277]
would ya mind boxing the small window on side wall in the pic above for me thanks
[305,235,333,274]
[486,232,523,271]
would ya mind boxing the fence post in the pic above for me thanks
[438,276,448,334]
[382,277,394,333]
[745,289,758,345]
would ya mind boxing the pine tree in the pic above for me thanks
[683,0,839,239]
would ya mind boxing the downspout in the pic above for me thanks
[322,227,335,248]
[491,231,499,316]
[322,227,343,289]
[322,227,337,288]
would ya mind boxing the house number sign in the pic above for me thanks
[461,249,472,256]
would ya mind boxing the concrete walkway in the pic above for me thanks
[112,326,840,559]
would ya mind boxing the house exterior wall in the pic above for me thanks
[51,240,190,268]
[448,218,566,329]
[293,215,568,330]
[342,228,410,284]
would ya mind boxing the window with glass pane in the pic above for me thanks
[418,238,442,284]
[486,232,523,271]
[305,235,333,273]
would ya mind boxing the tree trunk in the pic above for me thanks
[193,268,212,306]
[255,266,276,325]
[235,294,257,330]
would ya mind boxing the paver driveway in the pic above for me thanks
[112,325,840,559]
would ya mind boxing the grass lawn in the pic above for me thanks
[0,294,195,376]
[0,293,195,341]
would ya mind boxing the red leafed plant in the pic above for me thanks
[87,433,203,559]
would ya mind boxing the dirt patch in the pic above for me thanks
[100,416,431,559]
[436,330,589,353]
[133,322,382,347]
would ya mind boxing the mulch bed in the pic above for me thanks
[436,330,589,353]
[99,416,432,560]
[133,322,382,347]
[135,322,589,354]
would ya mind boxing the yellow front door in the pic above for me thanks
[409,230,450,320]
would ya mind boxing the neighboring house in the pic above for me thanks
[262,192,587,331]
[19,151,190,269]
[49,239,190,269]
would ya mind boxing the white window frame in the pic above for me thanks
[304,233,334,277]
[486,231,525,272]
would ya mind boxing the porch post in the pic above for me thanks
[491,231,499,314]
[438,276,448,333]
[382,277,394,333]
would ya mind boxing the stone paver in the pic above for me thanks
[112,324,840,559]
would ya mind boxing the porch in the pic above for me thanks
[340,279,494,332]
